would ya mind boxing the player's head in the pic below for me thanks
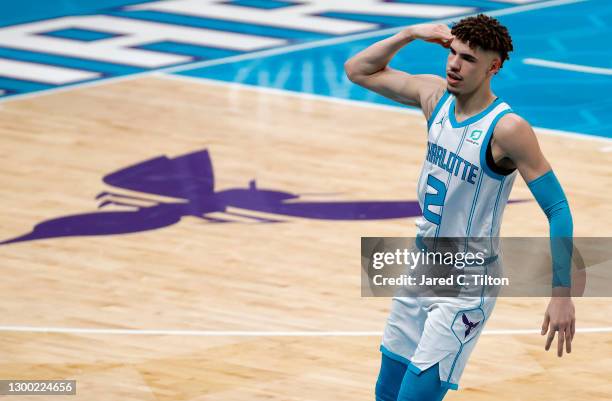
[445,14,513,96]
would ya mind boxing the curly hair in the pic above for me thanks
[451,14,513,68]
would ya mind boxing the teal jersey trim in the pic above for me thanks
[489,177,506,252]
[449,97,501,128]
[427,90,450,131]
[479,109,514,180]
[465,171,484,239]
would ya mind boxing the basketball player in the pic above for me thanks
[345,15,575,400]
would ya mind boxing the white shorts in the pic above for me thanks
[380,265,498,390]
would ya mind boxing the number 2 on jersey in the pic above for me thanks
[423,174,447,225]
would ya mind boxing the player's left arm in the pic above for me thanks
[493,113,575,357]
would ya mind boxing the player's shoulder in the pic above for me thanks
[496,112,530,131]
[417,75,446,101]
[493,112,538,151]
[419,73,446,84]
[494,112,534,141]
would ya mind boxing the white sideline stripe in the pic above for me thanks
[0,326,610,336]
[0,0,585,104]
[533,126,611,143]
[155,73,423,116]
[523,58,612,75]
[0,58,100,84]
[156,73,612,143]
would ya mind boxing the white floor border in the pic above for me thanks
[0,326,610,336]
[156,72,612,146]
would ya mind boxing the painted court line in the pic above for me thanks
[156,73,612,143]
[0,0,585,105]
[523,58,612,76]
[155,72,423,116]
[0,326,609,336]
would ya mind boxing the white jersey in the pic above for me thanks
[380,92,519,390]
[415,91,517,253]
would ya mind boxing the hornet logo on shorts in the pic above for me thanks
[462,313,481,338]
[1,149,424,245]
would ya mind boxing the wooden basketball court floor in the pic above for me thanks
[0,74,611,400]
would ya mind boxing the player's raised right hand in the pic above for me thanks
[403,24,454,48]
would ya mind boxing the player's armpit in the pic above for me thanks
[419,82,447,122]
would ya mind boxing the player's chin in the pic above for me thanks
[447,85,460,96]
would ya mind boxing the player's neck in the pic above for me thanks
[453,87,497,120]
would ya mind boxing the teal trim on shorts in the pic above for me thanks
[380,344,411,366]
[379,345,460,390]
[407,363,422,375]
[440,380,459,390]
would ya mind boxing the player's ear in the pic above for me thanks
[489,57,501,75]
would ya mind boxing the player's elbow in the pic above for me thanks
[546,199,573,235]
[528,170,573,236]
[545,198,571,218]
[344,58,381,85]
[344,59,362,83]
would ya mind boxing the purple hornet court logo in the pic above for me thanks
[462,313,480,338]
[1,149,429,245]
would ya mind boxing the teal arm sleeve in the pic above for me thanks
[527,170,573,287]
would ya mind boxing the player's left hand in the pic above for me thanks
[541,295,575,357]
